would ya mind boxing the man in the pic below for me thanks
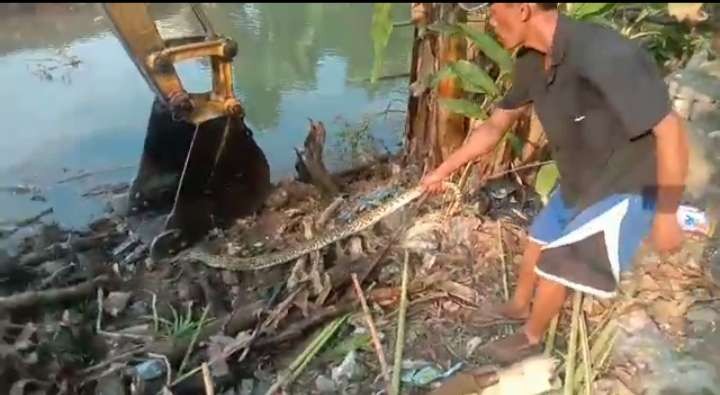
[421,3,689,364]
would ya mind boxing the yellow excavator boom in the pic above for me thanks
[102,3,242,124]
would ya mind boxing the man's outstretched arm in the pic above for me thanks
[420,105,527,192]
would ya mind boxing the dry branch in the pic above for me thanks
[351,273,391,387]
[294,119,340,197]
[0,275,110,310]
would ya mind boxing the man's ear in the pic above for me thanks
[518,3,532,22]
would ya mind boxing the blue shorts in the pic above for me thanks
[529,186,657,298]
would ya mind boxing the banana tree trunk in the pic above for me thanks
[403,3,548,183]
[404,3,468,171]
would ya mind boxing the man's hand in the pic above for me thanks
[418,107,526,195]
[651,213,684,253]
[420,169,448,194]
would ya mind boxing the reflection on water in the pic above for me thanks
[0,3,412,231]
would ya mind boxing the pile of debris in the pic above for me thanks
[1,140,718,395]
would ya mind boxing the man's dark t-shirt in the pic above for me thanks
[497,14,671,210]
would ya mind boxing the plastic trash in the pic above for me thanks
[677,205,710,236]
[134,359,165,381]
[401,361,464,387]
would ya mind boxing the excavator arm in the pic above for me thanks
[101,3,271,259]
[103,3,242,124]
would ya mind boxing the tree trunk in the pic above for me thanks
[404,3,468,173]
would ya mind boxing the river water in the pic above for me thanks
[0,3,413,232]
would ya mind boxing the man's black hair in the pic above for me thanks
[458,3,559,12]
[537,3,558,11]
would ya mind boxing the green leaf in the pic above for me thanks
[370,3,394,84]
[506,133,525,158]
[585,14,615,28]
[451,60,499,96]
[318,334,372,363]
[534,162,560,205]
[439,98,488,119]
[568,3,615,20]
[458,24,514,75]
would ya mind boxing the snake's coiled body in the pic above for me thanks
[185,182,460,271]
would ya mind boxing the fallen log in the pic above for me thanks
[0,274,111,311]
[19,232,119,267]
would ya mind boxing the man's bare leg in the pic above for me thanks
[481,275,568,363]
[495,240,543,319]
[523,276,568,343]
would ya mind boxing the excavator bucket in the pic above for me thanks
[102,3,271,259]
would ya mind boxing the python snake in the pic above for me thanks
[183,182,461,271]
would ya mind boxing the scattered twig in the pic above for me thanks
[351,273,391,387]
[574,319,619,390]
[0,275,110,311]
[564,292,583,395]
[382,289,460,320]
[497,221,509,302]
[265,288,302,330]
[170,333,253,388]
[264,314,350,395]
[9,208,53,228]
[482,160,555,180]
[148,352,173,389]
[150,291,159,334]
[591,329,619,385]
[578,312,592,395]
[38,262,75,289]
[587,303,619,343]
[289,315,348,383]
[201,362,214,395]
[96,288,153,341]
[80,344,146,376]
[544,315,559,357]
[237,284,285,363]
[317,196,345,228]
[57,164,136,184]
[254,304,354,348]
[690,296,720,305]
[391,250,410,395]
